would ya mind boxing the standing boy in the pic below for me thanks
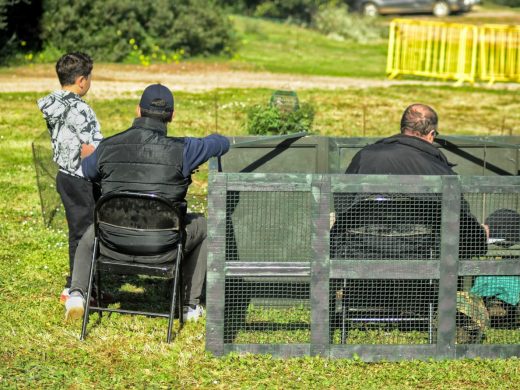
[37,52,102,301]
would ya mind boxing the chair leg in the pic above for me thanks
[81,237,99,341]
[428,302,434,344]
[341,280,347,344]
[167,244,183,343]
[96,267,102,318]
[167,277,177,343]
[178,271,183,327]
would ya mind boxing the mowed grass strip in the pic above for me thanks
[1,88,520,388]
[229,15,388,78]
[2,86,518,140]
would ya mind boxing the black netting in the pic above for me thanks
[224,278,310,344]
[226,191,311,262]
[461,193,520,260]
[32,130,64,227]
[331,193,442,260]
[329,279,438,345]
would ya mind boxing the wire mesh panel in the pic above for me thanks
[458,277,520,344]
[456,189,520,348]
[224,277,311,344]
[226,191,312,262]
[461,193,520,260]
[207,173,520,359]
[329,279,438,345]
[330,193,442,260]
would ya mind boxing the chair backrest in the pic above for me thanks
[331,193,442,260]
[95,192,183,256]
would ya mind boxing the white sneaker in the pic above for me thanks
[65,293,85,321]
[183,305,204,322]
[60,288,70,304]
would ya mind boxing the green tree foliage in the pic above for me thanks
[0,0,41,62]
[254,0,326,24]
[218,0,330,24]
[0,0,8,31]
[492,0,520,6]
[313,3,385,43]
[41,0,237,62]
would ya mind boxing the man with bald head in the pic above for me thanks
[346,104,452,175]
[338,103,487,257]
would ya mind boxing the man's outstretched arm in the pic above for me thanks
[182,134,230,177]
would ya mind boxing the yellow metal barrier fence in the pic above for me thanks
[479,24,520,83]
[387,19,520,84]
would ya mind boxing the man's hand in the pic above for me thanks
[81,143,95,159]
[482,224,490,240]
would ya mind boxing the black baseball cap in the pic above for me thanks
[139,84,174,118]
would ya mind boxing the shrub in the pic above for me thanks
[0,0,42,63]
[253,0,326,24]
[40,0,237,63]
[313,3,385,43]
[491,0,520,6]
[217,0,330,24]
[247,101,315,135]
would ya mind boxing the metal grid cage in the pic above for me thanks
[225,190,312,262]
[224,277,311,344]
[207,174,520,360]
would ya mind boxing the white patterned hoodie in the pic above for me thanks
[37,90,103,177]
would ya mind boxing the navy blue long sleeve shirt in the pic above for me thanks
[81,133,229,181]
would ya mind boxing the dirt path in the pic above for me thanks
[0,61,518,98]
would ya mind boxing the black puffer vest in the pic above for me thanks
[96,117,190,215]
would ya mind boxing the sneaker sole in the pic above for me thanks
[65,306,84,321]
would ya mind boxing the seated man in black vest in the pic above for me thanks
[65,84,229,322]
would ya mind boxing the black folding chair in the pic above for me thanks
[80,191,184,343]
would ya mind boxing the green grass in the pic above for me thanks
[5,86,519,140]
[2,89,520,388]
[229,16,388,78]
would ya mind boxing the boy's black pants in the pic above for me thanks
[56,171,96,288]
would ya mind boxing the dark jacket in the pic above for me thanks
[346,134,455,175]
[81,116,229,256]
[83,116,229,215]
[332,133,487,259]
[95,117,189,213]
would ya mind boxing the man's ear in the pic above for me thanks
[168,111,175,123]
[76,75,87,89]
[426,131,435,144]
[136,105,141,118]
